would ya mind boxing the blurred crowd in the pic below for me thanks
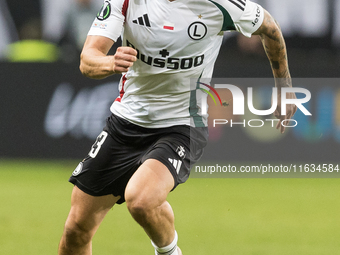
[0,0,339,62]
[0,0,100,62]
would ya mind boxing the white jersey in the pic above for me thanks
[88,0,264,128]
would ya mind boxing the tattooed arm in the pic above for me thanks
[253,9,297,133]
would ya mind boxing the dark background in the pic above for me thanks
[0,0,339,161]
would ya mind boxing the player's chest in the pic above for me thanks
[123,0,222,50]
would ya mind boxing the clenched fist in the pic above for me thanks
[112,47,138,74]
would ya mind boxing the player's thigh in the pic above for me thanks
[65,186,120,234]
[125,159,174,208]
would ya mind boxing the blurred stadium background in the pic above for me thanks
[0,0,339,254]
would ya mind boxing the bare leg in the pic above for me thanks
[58,186,120,255]
[125,159,177,248]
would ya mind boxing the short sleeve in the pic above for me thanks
[87,0,128,42]
[234,1,264,37]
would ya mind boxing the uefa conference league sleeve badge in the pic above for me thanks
[97,1,111,21]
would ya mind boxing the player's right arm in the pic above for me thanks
[80,36,137,79]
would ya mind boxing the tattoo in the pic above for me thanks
[272,61,280,70]
[259,11,291,84]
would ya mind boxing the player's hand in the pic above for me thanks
[112,47,137,74]
[274,91,298,134]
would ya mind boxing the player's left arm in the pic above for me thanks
[253,9,297,133]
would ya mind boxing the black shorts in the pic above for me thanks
[69,114,208,204]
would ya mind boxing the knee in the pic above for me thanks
[126,196,155,223]
[62,221,93,248]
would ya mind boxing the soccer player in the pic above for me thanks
[58,0,297,254]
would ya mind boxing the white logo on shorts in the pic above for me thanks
[72,162,83,176]
[168,158,182,174]
[176,146,186,159]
